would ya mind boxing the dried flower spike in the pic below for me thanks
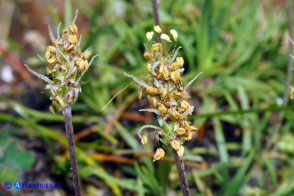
[25,12,97,113]
[125,26,202,161]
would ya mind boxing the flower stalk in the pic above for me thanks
[125,4,202,194]
[25,11,96,196]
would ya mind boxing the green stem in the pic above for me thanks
[63,106,81,196]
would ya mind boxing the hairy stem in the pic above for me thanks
[63,106,81,196]
[172,150,190,196]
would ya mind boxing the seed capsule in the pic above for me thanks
[153,148,165,162]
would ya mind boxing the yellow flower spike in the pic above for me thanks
[170,29,178,41]
[146,31,154,41]
[177,145,184,157]
[176,57,184,67]
[153,148,165,162]
[160,34,172,42]
[170,139,181,151]
[175,128,186,136]
[154,25,161,33]
[141,135,148,145]
[69,24,78,34]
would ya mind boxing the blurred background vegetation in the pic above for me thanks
[0,0,293,195]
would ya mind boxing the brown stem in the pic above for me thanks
[63,106,81,196]
[172,150,190,196]
[152,0,161,42]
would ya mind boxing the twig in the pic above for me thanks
[63,106,81,196]
[172,150,190,196]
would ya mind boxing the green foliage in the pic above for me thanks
[0,129,34,183]
[1,0,294,195]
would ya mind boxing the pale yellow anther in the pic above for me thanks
[170,29,178,41]
[177,145,184,157]
[181,100,190,111]
[47,46,56,53]
[158,104,167,115]
[83,50,91,60]
[146,86,159,95]
[170,70,181,83]
[170,62,179,71]
[176,128,186,135]
[144,51,152,60]
[146,31,154,41]
[56,96,65,108]
[67,35,77,44]
[176,57,184,67]
[154,25,161,33]
[170,139,181,151]
[141,135,147,145]
[153,148,165,161]
[160,34,172,42]
[69,24,78,34]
